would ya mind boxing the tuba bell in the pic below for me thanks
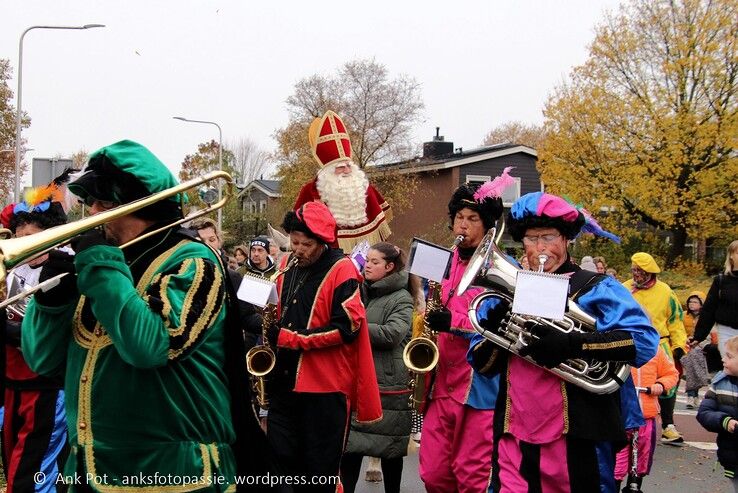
[457,228,630,395]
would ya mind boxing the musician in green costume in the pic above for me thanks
[22,140,238,492]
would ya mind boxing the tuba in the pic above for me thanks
[457,228,630,395]
[404,234,464,410]
[246,256,298,409]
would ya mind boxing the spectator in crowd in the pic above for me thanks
[682,291,711,408]
[233,244,248,267]
[593,256,607,274]
[691,240,738,355]
[239,236,276,278]
[580,255,598,272]
[342,242,416,493]
[697,334,738,492]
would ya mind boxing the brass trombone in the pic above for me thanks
[0,170,234,300]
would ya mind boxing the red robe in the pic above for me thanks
[275,255,382,423]
[294,179,392,251]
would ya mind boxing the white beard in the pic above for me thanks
[316,163,369,228]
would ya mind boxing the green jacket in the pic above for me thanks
[22,230,236,492]
[345,271,413,458]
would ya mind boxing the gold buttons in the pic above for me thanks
[81,376,88,383]
[79,422,87,430]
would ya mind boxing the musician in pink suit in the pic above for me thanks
[469,192,659,493]
[419,170,515,493]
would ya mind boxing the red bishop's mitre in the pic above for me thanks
[308,110,353,167]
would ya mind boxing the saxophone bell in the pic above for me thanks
[246,256,298,409]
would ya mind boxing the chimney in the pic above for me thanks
[422,127,454,159]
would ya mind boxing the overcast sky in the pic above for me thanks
[3,0,622,184]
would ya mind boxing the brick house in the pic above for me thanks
[369,129,543,249]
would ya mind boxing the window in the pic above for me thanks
[246,201,257,214]
[501,177,521,207]
[465,174,490,186]
[467,174,521,206]
[259,200,267,212]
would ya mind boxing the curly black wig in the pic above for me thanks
[281,210,322,243]
[9,202,67,233]
[447,183,504,231]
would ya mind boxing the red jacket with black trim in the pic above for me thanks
[275,251,382,423]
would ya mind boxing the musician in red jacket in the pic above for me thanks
[266,200,382,492]
[294,110,392,252]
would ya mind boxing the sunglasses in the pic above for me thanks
[83,196,119,210]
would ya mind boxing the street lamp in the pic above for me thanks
[173,116,223,231]
[15,23,105,203]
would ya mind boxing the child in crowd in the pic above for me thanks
[682,291,710,408]
[614,346,679,491]
[697,335,738,492]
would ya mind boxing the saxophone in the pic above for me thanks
[246,256,298,409]
[404,234,464,410]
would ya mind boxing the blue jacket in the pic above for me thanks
[697,371,738,471]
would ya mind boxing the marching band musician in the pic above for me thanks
[469,192,659,492]
[1,177,70,493]
[21,140,256,492]
[418,170,515,493]
[265,201,381,492]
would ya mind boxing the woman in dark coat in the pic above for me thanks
[691,240,738,355]
[341,242,415,493]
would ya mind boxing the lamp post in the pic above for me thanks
[15,23,105,203]
[173,116,223,231]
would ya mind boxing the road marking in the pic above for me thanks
[684,441,718,451]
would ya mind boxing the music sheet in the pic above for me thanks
[511,270,569,321]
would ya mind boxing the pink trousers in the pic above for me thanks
[614,418,657,480]
[497,434,571,493]
[419,397,494,493]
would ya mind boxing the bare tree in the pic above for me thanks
[225,137,273,186]
[282,58,424,168]
[483,121,545,149]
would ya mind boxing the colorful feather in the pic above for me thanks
[579,207,621,243]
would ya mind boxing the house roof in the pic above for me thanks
[370,143,537,176]
[237,179,281,198]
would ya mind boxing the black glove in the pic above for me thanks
[672,347,685,361]
[425,308,452,333]
[265,324,281,347]
[71,229,110,253]
[518,322,582,368]
[35,250,78,306]
[470,339,498,374]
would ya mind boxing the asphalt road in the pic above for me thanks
[356,386,727,493]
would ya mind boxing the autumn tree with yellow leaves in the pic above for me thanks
[538,0,738,267]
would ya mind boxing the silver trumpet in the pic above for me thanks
[457,228,630,394]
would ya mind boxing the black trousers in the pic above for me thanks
[340,454,403,493]
[267,390,348,492]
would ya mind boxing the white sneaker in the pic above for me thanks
[686,396,695,409]
[410,432,421,443]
